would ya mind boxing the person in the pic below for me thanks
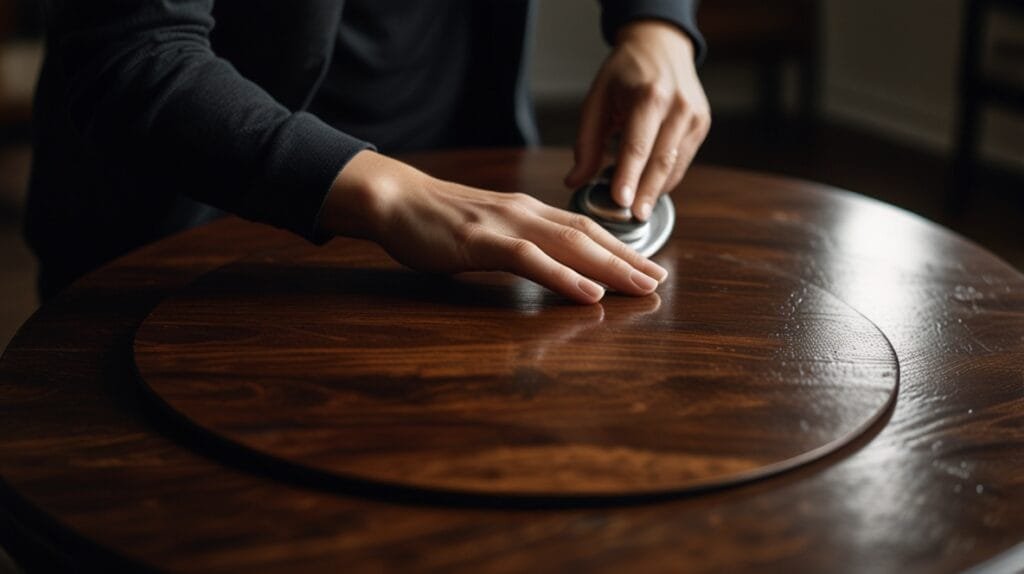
[26,0,710,303]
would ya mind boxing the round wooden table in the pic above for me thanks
[2,149,1023,572]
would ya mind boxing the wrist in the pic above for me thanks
[615,19,694,56]
[320,150,404,242]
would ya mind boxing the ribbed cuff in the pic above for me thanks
[250,111,374,244]
[600,0,707,65]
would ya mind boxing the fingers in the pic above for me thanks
[458,198,668,303]
[463,227,607,305]
[569,20,712,219]
[666,113,710,194]
[530,217,661,296]
[540,206,667,283]
[664,138,689,200]
[565,85,610,189]
[610,90,664,212]
[632,110,687,221]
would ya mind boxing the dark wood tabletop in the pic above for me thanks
[2,148,1023,573]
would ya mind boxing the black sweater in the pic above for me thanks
[26,0,703,298]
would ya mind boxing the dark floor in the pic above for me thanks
[1,112,1022,353]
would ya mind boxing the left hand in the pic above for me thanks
[564,19,710,221]
[320,151,668,305]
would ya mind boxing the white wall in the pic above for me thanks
[822,0,1024,170]
[530,0,1024,172]
[531,0,606,103]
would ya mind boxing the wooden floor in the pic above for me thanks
[1,114,1022,354]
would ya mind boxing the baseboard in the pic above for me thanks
[825,76,1024,174]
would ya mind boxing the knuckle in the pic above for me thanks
[698,114,712,135]
[567,213,599,234]
[655,151,678,171]
[605,253,629,272]
[461,206,485,225]
[493,200,523,219]
[508,192,535,206]
[506,238,539,265]
[498,193,540,217]
[692,108,711,131]
[622,138,649,159]
[553,266,577,287]
[641,83,672,107]
[696,108,712,127]
[454,222,483,245]
[556,225,588,246]
[671,153,689,174]
[455,223,487,269]
[669,162,687,182]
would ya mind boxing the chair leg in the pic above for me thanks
[758,58,785,137]
[950,0,984,216]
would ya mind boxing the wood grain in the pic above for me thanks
[133,237,897,497]
[1,149,1023,573]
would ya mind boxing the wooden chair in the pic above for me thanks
[952,0,1024,213]
[697,0,820,123]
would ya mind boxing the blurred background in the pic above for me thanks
[0,0,1022,352]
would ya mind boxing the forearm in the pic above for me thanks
[48,0,370,240]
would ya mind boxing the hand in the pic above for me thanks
[320,150,668,304]
[564,19,710,221]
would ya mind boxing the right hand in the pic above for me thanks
[319,151,668,304]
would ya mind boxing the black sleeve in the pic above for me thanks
[598,0,706,63]
[44,0,370,241]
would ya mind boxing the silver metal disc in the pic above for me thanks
[569,172,675,257]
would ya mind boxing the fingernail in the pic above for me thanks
[606,184,622,206]
[630,270,658,292]
[648,263,669,283]
[577,279,605,301]
[636,202,652,221]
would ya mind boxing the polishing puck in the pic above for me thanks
[569,167,675,257]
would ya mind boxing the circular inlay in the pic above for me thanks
[133,240,897,498]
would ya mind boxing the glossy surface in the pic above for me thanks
[133,243,897,497]
[1,149,1023,573]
